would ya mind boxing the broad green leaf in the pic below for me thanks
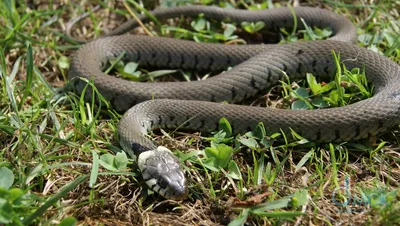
[207,130,228,146]
[115,152,128,170]
[241,21,265,34]
[292,189,309,207]
[260,137,273,148]
[8,188,24,202]
[124,62,139,74]
[215,144,233,168]
[306,73,321,95]
[313,27,332,39]
[328,89,340,105]
[253,122,266,140]
[0,198,13,224]
[241,22,252,33]
[58,56,70,69]
[239,137,258,149]
[311,96,329,108]
[0,167,14,190]
[219,117,232,137]
[292,87,309,98]
[205,147,219,159]
[227,160,242,180]
[318,81,335,94]
[205,144,233,169]
[223,24,236,38]
[383,31,397,46]
[253,21,265,32]
[358,33,373,45]
[202,157,219,172]
[58,216,77,226]
[291,100,309,110]
[99,153,117,171]
[191,17,206,31]
[286,34,298,42]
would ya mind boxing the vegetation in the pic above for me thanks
[0,0,399,225]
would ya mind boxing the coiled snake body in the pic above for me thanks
[68,6,400,200]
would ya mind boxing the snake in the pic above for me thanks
[67,5,400,200]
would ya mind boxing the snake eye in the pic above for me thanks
[158,175,170,189]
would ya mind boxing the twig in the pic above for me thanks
[123,1,153,37]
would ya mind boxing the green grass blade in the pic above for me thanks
[19,42,34,109]
[89,149,100,188]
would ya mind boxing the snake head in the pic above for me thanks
[137,146,188,200]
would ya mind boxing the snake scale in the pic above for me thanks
[68,6,400,200]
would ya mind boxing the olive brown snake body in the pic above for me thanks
[67,5,400,200]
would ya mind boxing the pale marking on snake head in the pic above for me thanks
[158,187,167,197]
[146,178,157,187]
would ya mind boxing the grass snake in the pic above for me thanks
[68,6,400,200]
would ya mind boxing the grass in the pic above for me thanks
[0,0,400,225]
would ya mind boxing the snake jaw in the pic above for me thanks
[137,146,188,200]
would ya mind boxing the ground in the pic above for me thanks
[0,0,399,226]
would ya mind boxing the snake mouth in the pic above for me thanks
[163,180,189,201]
[138,146,188,200]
